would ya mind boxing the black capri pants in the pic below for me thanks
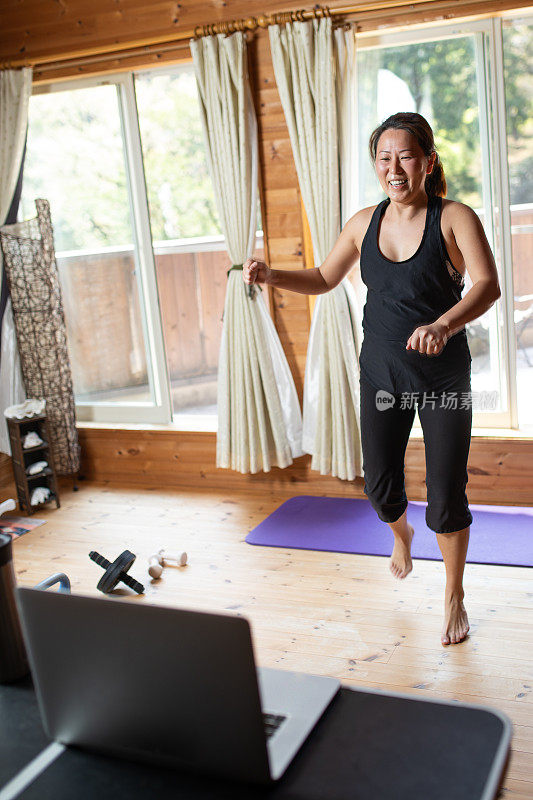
[359,371,473,534]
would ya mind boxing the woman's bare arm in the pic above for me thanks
[243,207,373,294]
[435,203,501,336]
[265,213,362,295]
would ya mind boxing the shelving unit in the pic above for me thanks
[6,414,60,515]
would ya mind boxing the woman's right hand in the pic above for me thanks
[243,257,272,287]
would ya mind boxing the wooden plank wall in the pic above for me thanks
[2,428,532,508]
[74,427,533,506]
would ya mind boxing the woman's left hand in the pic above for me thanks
[406,322,450,356]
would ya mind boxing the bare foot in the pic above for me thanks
[442,591,470,646]
[389,523,414,580]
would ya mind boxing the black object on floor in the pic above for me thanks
[0,675,51,786]
[89,550,145,594]
[0,679,511,800]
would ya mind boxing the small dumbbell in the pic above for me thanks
[89,550,145,595]
[148,549,188,579]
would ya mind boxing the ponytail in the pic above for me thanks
[425,150,447,198]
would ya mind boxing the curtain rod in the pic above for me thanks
[191,0,477,36]
[2,0,450,70]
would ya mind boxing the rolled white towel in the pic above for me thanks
[30,487,51,506]
[0,499,16,517]
[22,431,44,448]
[4,398,46,419]
[26,460,48,475]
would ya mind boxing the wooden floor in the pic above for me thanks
[11,481,533,799]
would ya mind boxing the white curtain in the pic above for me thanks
[0,67,32,456]
[190,33,303,474]
[269,19,363,480]
[335,25,366,358]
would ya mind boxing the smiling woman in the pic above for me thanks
[244,109,500,646]
[358,115,474,393]
[354,110,501,645]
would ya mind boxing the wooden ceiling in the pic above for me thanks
[1,0,531,74]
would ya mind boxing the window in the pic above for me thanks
[21,76,171,423]
[353,13,533,430]
[502,16,533,429]
[21,67,263,424]
[134,66,264,417]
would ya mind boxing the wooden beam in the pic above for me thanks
[1,0,531,78]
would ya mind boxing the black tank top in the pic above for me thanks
[359,193,471,394]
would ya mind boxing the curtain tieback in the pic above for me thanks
[226,264,262,300]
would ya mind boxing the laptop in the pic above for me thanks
[16,587,340,785]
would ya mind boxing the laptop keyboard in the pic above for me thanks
[263,712,287,739]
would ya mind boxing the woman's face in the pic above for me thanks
[374,128,435,201]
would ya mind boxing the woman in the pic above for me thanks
[243,112,501,646]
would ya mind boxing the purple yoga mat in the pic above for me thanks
[246,496,533,567]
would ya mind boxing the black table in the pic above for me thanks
[0,676,511,800]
